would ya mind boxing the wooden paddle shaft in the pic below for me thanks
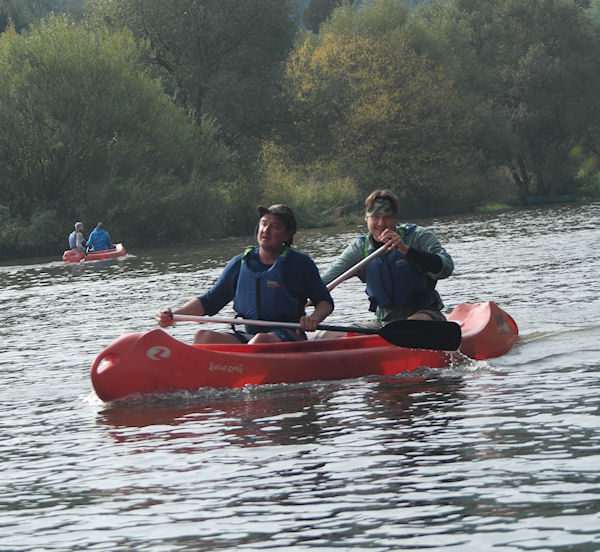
[325,243,388,292]
[172,314,302,329]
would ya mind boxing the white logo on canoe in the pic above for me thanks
[209,362,243,374]
[147,346,171,360]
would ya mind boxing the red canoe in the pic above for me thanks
[62,243,126,263]
[448,301,518,360]
[91,301,518,402]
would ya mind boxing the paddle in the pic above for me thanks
[171,314,461,351]
[325,243,388,292]
[305,243,388,306]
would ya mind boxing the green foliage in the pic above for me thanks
[260,145,361,227]
[303,0,344,33]
[586,0,600,24]
[570,145,600,200]
[87,0,299,162]
[281,177,362,229]
[408,0,600,203]
[270,0,490,215]
[0,0,86,32]
[0,15,237,258]
[575,172,600,200]
[0,206,62,258]
[2,0,600,260]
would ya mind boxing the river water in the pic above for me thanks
[1,202,599,551]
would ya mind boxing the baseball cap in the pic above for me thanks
[257,204,297,232]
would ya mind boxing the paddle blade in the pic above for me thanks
[378,320,461,350]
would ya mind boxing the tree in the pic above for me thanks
[271,1,489,214]
[87,0,299,162]
[408,0,600,203]
[586,0,600,23]
[303,0,344,32]
[0,0,85,32]
[0,15,232,256]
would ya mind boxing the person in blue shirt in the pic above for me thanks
[68,222,87,252]
[156,204,334,345]
[86,222,114,252]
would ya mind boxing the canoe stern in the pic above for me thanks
[448,301,518,360]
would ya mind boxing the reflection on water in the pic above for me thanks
[1,202,599,551]
[96,375,469,447]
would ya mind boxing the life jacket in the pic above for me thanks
[363,224,431,308]
[233,246,302,324]
[68,231,77,249]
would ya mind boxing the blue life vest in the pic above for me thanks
[363,224,431,308]
[233,246,301,324]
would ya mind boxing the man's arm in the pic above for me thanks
[404,227,453,279]
[301,300,333,332]
[197,255,242,315]
[155,255,242,328]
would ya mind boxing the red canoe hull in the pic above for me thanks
[448,301,518,360]
[91,301,518,402]
[62,243,126,263]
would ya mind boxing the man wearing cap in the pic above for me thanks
[68,222,87,253]
[320,189,453,324]
[156,204,334,344]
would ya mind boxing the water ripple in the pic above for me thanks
[1,203,599,551]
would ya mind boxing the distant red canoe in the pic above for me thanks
[62,243,126,263]
[91,301,518,402]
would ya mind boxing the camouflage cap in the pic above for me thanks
[365,197,397,217]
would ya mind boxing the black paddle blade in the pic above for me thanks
[315,320,462,350]
[378,319,461,350]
